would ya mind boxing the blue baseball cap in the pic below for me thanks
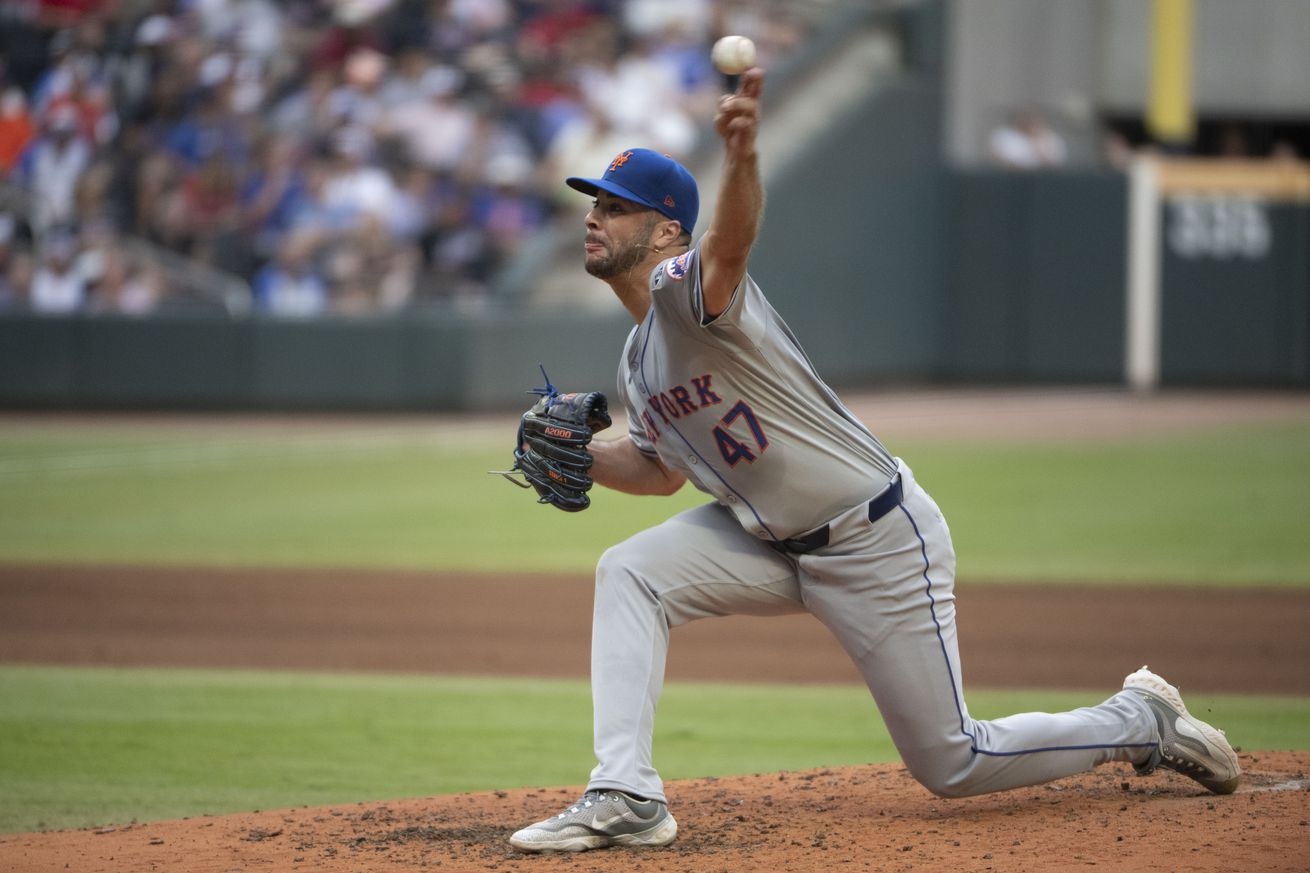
[566,148,699,233]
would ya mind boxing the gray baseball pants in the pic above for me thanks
[586,459,1158,802]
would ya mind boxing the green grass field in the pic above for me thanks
[1,416,1308,834]
[3,665,1307,834]
[1,418,1308,584]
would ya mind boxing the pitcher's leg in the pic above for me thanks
[800,464,1157,798]
[589,502,803,802]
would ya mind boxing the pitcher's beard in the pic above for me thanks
[585,241,647,280]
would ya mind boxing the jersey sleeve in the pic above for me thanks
[649,247,769,348]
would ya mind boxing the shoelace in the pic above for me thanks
[556,790,612,819]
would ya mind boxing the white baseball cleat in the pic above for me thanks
[1123,666,1241,795]
[508,789,678,853]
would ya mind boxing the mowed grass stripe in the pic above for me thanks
[0,427,502,480]
[0,421,1307,584]
[907,419,1310,585]
[2,665,1306,834]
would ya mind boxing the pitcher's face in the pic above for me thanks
[583,192,659,280]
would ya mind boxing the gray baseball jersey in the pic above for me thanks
[587,247,1162,805]
[618,247,898,541]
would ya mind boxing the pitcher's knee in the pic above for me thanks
[902,742,982,799]
[596,545,660,605]
[597,544,643,588]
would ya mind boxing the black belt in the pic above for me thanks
[770,473,903,555]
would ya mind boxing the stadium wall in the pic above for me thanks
[3,171,1308,410]
[0,309,634,411]
[943,170,1130,383]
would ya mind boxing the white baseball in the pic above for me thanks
[711,35,756,75]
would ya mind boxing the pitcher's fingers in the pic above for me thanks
[737,68,764,99]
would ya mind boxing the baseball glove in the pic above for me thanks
[493,370,611,512]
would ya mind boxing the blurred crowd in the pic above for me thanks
[0,0,817,317]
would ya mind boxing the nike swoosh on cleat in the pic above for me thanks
[592,813,630,830]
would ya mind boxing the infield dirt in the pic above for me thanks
[2,564,1309,694]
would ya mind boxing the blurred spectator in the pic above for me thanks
[1217,123,1250,158]
[30,22,108,118]
[34,0,109,30]
[29,229,86,314]
[575,25,699,155]
[387,164,434,241]
[313,2,388,73]
[320,124,402,227]
[0,250,35,312]
[75,216,162,314]
[652,22,719,104]
[1271,140,1301,162]
[0,214,28,310]
[0,88,37,173]
[164,85,249,169]
[328,46,390,130]
[377,45,438,109]
[42,70,118,148]
[269,68,340,138]
[72,155,115,223]
[132,148,183,245]
[626,0,712,42]
[989,109,1067,170]
[323,213,419,313]
[193,0,283,61]
[1,0,831,317]
[380,64,473,173]
[175,151,242,260]
[84,249,163,315]
[117,12,180,122]
[239,133,308,256]
[1100,129,1134,171]
[545,100,636,209]
[714,0,806,65]
[14,104,92,232]
[253,232,328,317]
[475,151,547,262]
[427,189,494,300]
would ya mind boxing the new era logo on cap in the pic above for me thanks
[566,148,699,233]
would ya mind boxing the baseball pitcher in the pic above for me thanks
[502,67,1240,853]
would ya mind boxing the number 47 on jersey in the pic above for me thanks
[713,400,768,466]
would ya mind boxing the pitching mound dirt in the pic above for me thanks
[3,753,1307,872]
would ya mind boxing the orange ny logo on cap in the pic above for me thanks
[608,150,634,172]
